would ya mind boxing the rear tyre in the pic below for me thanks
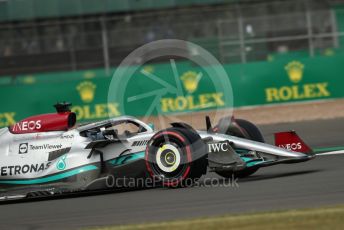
[216,119,264,178]
[145,127,207,187]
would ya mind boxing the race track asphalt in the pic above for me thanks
[1,118,344,230]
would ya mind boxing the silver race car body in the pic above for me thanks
[0,103,314,201]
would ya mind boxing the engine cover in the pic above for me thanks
[9,112,76,134]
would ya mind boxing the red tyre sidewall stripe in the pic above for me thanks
[145,131,192,186]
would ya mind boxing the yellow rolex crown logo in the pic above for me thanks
[77,81,96,103]
[23,75,36,84]
[142,65,154,74]
[285,61,304,83]
[180,71,202,94]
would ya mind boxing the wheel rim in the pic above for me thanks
[155,144,181,173]
[145,131,194,186]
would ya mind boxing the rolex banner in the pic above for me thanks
[0,54,343,127]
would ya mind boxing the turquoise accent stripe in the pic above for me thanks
[235,149,250,154]
[247,161,264,167]
[241,157,265,167]
[0,165,98,185]
[241,157,252,162]
[247,160,274,167]
[109,151,145,166]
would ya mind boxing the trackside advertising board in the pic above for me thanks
[0,54,343,127]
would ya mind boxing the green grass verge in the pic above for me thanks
[314,146,344,153]
[89,205,344,230]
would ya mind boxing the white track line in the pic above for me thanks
[316,150,344,156]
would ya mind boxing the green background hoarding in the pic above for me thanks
[0,0,229,22]
[0,54,343,127]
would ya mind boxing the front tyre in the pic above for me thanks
[145,127,207,187]
[216,118,264,178]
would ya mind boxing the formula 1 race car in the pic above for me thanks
[0,103,315,201]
